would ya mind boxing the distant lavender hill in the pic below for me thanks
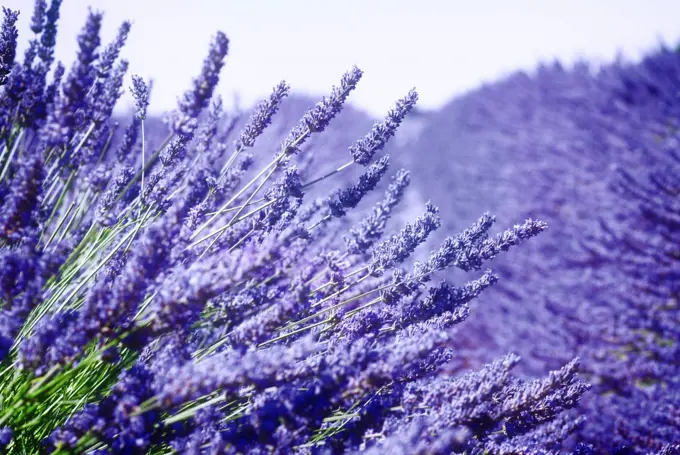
[401,48,680,453]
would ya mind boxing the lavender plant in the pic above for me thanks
[0,2,588,454]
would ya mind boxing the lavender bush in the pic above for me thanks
[0,2,594,454]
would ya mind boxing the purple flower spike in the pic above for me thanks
[237,80,290,149]
[43,9,103,148]
[369,201,441,276]
[0,427,12,451]
[131,74,150,121]
[171,31,229,137]
[0,156,44,244]
[350,89,419,165]
[281,66,363,155]
[159,340,318,408]
[39,0,62,64]
[345,169,411,255]
[29,0,47,34]
[97,21,131,77]
[328,155,391,218]
[0,7,20,85]
[302,65,363,133]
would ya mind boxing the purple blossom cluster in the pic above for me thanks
[1,1,676,454]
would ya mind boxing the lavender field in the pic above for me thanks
[0,1,677,454]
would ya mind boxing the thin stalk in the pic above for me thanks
[40,169,76,244]
[140,118,146,195]
[43,199,77,248]
[191,129,311,240]
[194,165,277,259]
[56,227,138,312]
[0,129,24,182]
[191,152,286,240]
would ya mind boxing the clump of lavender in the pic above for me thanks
[0,2,585,453]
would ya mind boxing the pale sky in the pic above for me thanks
[5,0,680,117]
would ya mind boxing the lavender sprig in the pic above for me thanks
[0,7,20,86]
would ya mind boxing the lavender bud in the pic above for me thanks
[345,169,410,254]
[0,427,12,451]
[0,156,44,244]
[350,89,418,165]
[328,155,390,218]
[130,74,150,121]
[236,80,289,149]
[30,0,47,34]
[0,7,20,85]
[171,31,229,137]
[369,202,441,276]
[281,66,363,155]
[97,21,131,77]
[43,9,102,148]
[39,0,61,64]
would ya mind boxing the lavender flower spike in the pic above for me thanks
[302,65,362,133]
[351,88,419,165]
[171,31,229,137]
[236,80,290,149]
[131,74,150,120]
[0,7,20,85]
[30,0,47,34]
[369,201,441,275]
[97,20,131,77]
[328,155,391,218]
[345,168,411,254]
[159,340,318,408]
[43,9,102,147]
[0,427,12,452]
[39,0,62,64]
[281,66,363,155]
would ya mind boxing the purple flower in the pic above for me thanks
[0,156,44,244]
[0,427,12,451]
[89,58,128,125]
[97,165,134,225]
[281,66,363,156]
[328,155,390,218]
[42,60,64,109]
[158,340,318,408]
[46,364,159,453]
[236,80,289,149]
[0,7,19,85]
[170,31,229,137]
[43,9,103,149]
[96,21,130,77]
[38,0,62,64]
[344,169,410,255]
[130,74,150,121]
[261,165,304,232]
[29,0,47,34]
[350,89,418,165]
[369,202,441,276]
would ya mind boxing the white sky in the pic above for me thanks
[6,0,680,117]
